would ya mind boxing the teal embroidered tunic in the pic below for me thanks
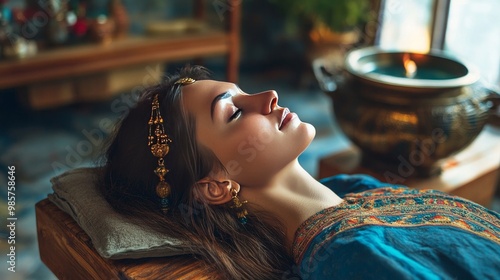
[292,174,500,279]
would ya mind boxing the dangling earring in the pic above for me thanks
[229,187,248,225]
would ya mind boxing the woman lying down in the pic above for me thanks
[98,65,500,279]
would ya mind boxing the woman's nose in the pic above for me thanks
[252,90,278,114]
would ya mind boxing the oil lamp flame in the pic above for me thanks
[403,53,417,78]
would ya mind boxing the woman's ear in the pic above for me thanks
[194,178,240,205]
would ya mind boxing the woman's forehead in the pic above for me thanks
[181,80,236,111]
[183,80,235,96]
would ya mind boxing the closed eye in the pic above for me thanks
[228,108,242,122]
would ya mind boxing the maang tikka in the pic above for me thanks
[148,77,195,214]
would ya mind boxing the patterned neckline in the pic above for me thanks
[291,187,500,264]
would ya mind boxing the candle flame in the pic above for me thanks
[403,53,417,78]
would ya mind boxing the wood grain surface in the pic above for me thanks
[36,199,220,279]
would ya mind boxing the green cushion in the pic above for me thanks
[49,167,191,259]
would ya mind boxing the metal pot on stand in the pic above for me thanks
[313,46,500,177]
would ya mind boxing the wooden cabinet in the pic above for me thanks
[0,0,241,108]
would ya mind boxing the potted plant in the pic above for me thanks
[271,0,372,45]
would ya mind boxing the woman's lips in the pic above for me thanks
[279,108,295,130]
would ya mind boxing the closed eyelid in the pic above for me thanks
[211,91,232,122]
[227,105,241,121]
[210,86,245,122]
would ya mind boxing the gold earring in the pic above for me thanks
[229,187,248,225]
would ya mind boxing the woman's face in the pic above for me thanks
[181,80,315,186]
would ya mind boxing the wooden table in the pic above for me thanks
[319,125,500,207]
[36,199,220,279]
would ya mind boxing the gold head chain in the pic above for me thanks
[148,77,195,214]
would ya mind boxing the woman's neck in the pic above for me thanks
[240,161,343,247]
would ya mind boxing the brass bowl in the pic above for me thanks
[314,47,500,178]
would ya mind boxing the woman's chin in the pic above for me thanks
[304,122,316,142]
[297,122,316,152]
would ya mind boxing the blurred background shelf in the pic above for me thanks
[0,0,241,109]
[0,30,235,89]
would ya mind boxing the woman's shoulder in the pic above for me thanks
[319,173,404,198]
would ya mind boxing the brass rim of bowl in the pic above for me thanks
[345,46,479,90]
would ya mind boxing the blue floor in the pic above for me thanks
[1,70,498,279]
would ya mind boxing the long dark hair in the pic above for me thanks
[98,65,293,278]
